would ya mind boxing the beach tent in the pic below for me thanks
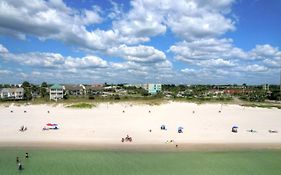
[232,126,238,133]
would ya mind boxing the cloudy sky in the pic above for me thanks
[0,0,280,84]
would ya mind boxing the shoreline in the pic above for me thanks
[1,141,281,152]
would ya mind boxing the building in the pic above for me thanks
[143,84,162,94]
[49,84,64,100]
[263,84,270,91]
[85,84,104,95]
[63,84,86,96]
[0,88,24,100]
[223,89,253,95]
[124,84,143,88]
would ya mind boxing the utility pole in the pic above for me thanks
[280,68,281,101]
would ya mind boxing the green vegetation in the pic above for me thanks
[241,103,281,109]
[66,103,95,109]
[1,149,281,175]
[1,82,280,109]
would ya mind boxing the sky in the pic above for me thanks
[0,0,280,85]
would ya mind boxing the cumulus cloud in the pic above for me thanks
[198,58,237,68]
[243,64,269,72]
[113,0,236,41]
[181,68,196,74]
[169,38,247,61]
[250,45,281,59]
[0,43,173,83]
[0,0,279,84]
[0,0,110,50]
[0,69,11,75]
[0,44,8,53]
[112,0,166,39]
[0,0,237,50]
[107,45,166,63]
[170,38,280,72]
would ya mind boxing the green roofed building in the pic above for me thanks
[50,84,64,100]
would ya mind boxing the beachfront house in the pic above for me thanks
[63,84,86,96]
[85,84,104,96]
[0,88,24,100]
[49,84,64,100]
[143,84,162,95]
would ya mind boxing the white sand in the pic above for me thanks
[0,102,281,148]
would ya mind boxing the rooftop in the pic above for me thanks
[50,84,63,90]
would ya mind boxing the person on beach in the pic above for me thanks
[25,153,29,159]
[18,162,23,170]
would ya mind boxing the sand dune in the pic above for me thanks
[0,102,280,149]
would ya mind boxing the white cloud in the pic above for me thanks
[181,68,196,74]
[109,0,236,42]
[0,69,11,75]
[198,58,237,67]
[169,38,247,61]
[112,0,166,38]
[107,45,166,63]
[0,0,280,84]
[250,44,281,60]
[0,43,173,83]
[0,44,8,53]
[0,50,108,69]
[0,0,108,50]
[65,55,108,69]
[0,0,237,51]
[263,59,280,68]
[243,64,268,72]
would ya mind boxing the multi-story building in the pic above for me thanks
[142,84,162,94]
[49,84,64,100]
[63,84,86,96]
[0,88,24,100]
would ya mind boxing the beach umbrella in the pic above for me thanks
[232,126,238,128]
[178,127,184,130]
[46,123,53,126]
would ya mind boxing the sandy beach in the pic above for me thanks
[0,102,281,150]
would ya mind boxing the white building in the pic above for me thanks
[0,88,24,99]
[142,84,162,94]
[63,84,86,96]
[49,84,64,100]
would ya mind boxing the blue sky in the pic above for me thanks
[0,0,280,84]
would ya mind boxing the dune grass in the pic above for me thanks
[241,103,281,109]
[66,103,95,109]
[1,149,281,175]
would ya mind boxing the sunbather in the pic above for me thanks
[269,130,278,133]
[247,129,257,133]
